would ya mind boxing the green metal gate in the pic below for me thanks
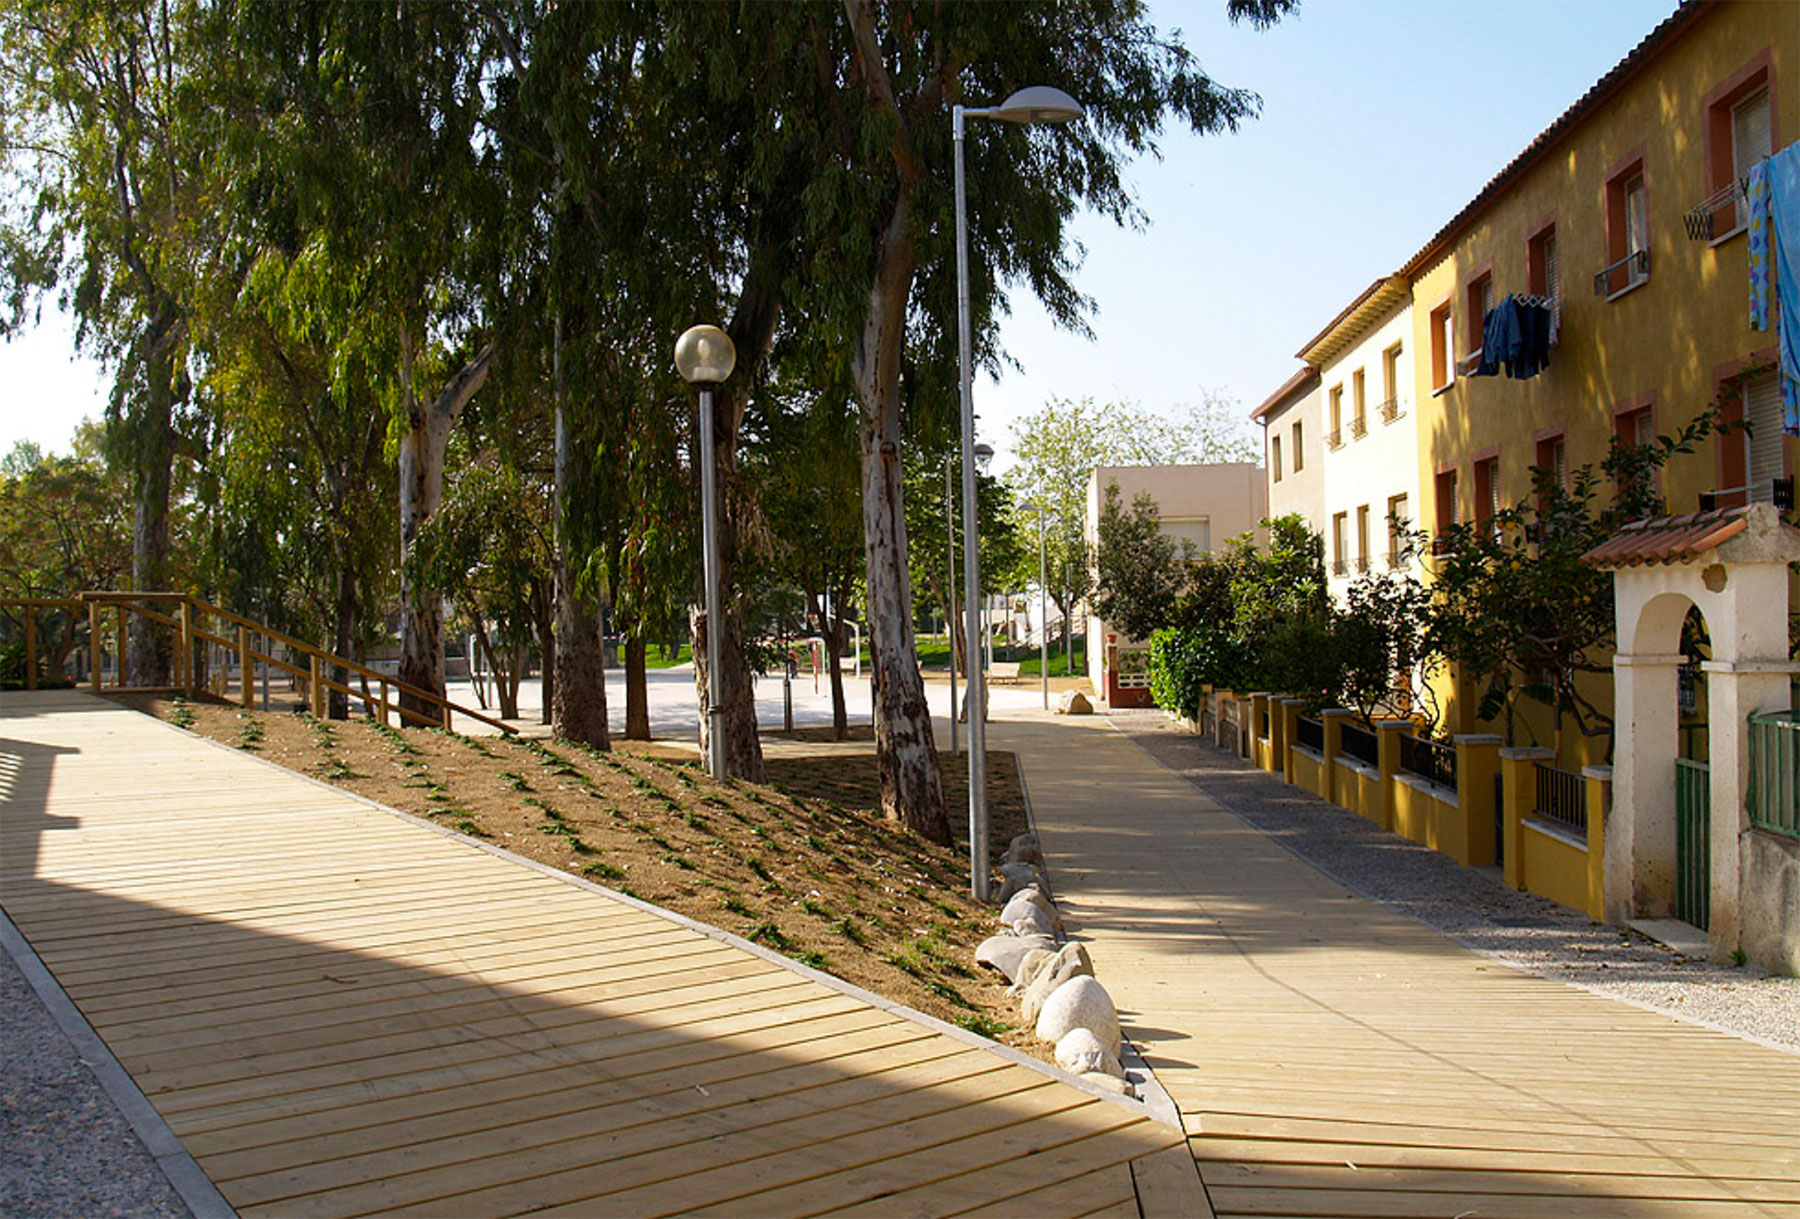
[1674,758,1710,931]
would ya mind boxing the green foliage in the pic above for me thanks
[1091,482,1191,642]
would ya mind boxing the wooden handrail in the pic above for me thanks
[2,592,516,734]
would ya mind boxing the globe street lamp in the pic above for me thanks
[1031,497,1049,710]
[944,442,993,758]
[955,85,1083,901]
[675,324,737,780]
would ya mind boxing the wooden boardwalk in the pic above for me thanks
[1003,713,1800,1219]
[0,691,1182,1218]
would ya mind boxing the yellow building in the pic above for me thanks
[1399,0,1795,759]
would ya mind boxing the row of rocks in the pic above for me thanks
[973,832,1136,1098]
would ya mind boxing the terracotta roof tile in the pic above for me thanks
[1581,507,1751,569]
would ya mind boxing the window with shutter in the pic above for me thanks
[1746,375,1784,500]
[1732,87,1772,179]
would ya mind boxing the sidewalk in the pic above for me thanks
[995,708,1800,1219]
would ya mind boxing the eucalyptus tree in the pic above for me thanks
[815,0,1290,840]
[211,0,504,721]
[1,0,211,684]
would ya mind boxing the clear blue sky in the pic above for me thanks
[1,0,1678,465]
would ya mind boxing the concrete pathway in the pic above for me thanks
[996,710,1800,1219]
[1,690,1186,1218]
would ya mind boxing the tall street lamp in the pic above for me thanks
[944,443,992,758]
[1032,498,1049,709]
[675,324,737,781]
[955,84,1083,901]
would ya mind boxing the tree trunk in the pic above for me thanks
[826,615,850,742]
[397,340,494,723]
[329,558,355,719]
[551,347,609,747]
[692,605,764,782]
[624,635,650,740]
[125,326,177,688]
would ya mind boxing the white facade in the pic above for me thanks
[1315,301,1420,602]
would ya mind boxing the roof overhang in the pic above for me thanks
[1582,504,1800,569]
[1295,276,1410,368]
[1250,365,1320,423]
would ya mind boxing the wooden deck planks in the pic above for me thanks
[1004,714,1800,1219]
[1,690,1179,1217]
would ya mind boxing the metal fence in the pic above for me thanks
[1338,721,1379,768]
[1748,710,1800,840]
[1295,716,1324,752]
[1398,733,1456,790]
[1534,762,1588,833]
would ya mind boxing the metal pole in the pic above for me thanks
[955,105,990,902]
[946,455,958,757]
[1039,503,1049,709]
[699,385,727,780]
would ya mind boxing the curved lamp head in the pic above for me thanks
[675,325,737,385]
[988,86,1084,125]
[973,442,995,468]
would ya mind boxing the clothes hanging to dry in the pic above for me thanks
[1469,295,1553,380]
[1750,142,1800,435]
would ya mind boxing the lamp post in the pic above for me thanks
[675,324,738,781]
[944,454,957,758]
[955,85,1083,901]
[1034,499,1049,709]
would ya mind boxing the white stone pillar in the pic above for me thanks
[1608,652,1685,924]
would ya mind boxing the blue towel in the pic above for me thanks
[1748,160,1770,330]
[1771,142,1800,434]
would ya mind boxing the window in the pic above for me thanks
[1604,158,1650,295]
[1535,432,1567,516]
[1331,511,1349,576]
[1474,456,1501,534]
[1430,303,1453,391]
[1616,405,1655,448]
[1381,344,1403,421]
[1271,434,1283,482]
[1746,374,1786,501]
[1704,51,1773,236]
[1386,493,1409,568]
[1351,370,1367,439]
[1292,421,1304,472]
[1355,505,1371,572]
[1433,467,1459,552]
[1328,385,1344,449]
[1528,225,1559,301]
[1465,272,1494,353]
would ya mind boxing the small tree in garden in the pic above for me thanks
[1091,481,1192,642]
[1337,564,1435,729]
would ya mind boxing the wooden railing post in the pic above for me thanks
[238,625,253,709]
[115,604,127,686]
[309,654,325,718]
[379,679,391,728]
[89,600,102,691]
[177,598,193,696]
[24,611,36,691]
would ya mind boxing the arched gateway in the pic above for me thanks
[1584,503,1800,973]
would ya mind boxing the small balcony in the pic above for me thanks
[1377,396,1402,424]
[1348,416,1368,441]
[1331,557,1349,576]
[1386,549,1404,570]
[1594,248,1650,298]
[1354,555,1370,574]
[1325,428,1344,452]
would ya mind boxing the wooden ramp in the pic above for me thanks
[1003,713,1800,1219]
[0,691,1180,1218]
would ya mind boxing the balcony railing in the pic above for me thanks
[1594,248,1650,297]
[1325,428,1344,451]
[1353,555,1370,573]
[1683,178,1745,242]
[1377,396,1402,423]
[1386,549,1404,570]
[1698,477,1795,512]
[1339,720,1379,769]
[1348,416,1368,440]
[1330,557,1349,576]
[1398,733,1456,790]
[1295,716,1325,753]
[1534,762,1588,833]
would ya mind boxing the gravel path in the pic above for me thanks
[1115,712,1800,1053]
[0,941,191,1219]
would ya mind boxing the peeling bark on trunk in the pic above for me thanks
[397,340,494,723]
[692,604,764,783]
[624,636,650,740]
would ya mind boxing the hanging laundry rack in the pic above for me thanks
[1684,177,1749,241]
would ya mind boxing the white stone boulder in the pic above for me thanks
[1001,903,1055,938]
[1057,690,1094,715]
[1000,887,1062,934]
[1017,942,1095,1021]
[993,860,1047,904]
[1035,974,1122,1060]
[1005,832,1044,867]
[1055,1027,1125,1079]
[974,933,1056,982]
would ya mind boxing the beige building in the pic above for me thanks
[1252,367,1322,528]
[1084,462,1267,707]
